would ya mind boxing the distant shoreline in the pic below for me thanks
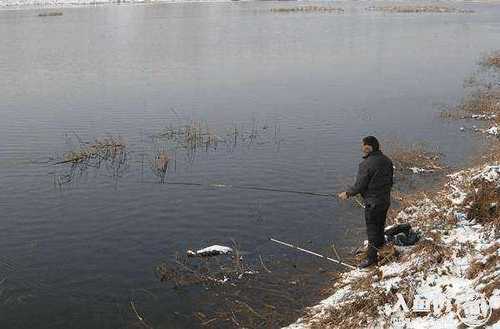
[2,0,500,11]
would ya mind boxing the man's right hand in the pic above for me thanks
[337,191,349,200]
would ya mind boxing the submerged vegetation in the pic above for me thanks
[154,241,319,328]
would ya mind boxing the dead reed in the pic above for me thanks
[58,136,125,165]
[38,12,63,17]
[53,135,128,187]
[465,180,499,225]
[270,6,344,13]
[367,5,473,14]
[385,142,445,174]
[152,119,282,172]
[482,51,500,69]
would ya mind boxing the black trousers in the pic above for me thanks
[364,202,390,260]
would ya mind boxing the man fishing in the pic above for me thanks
[338,136,394,268]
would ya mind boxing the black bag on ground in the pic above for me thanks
[384,223,421,246]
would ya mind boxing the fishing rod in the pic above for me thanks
[269,237,356,270]
[163,181,333,197]
[159,181,366,210]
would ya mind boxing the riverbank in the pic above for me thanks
[287,107,500,329]
[283,54,500,329]
[284,160,499,328]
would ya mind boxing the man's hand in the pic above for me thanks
[337,191,349,200]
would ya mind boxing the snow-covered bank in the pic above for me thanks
[284,163,499,328]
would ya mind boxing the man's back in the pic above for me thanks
[361,150,393,203]
[349,150,393,205]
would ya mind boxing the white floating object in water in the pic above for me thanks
[459,126,465,131]
[187,245,234,257]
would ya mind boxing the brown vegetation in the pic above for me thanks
[309,288,395,329]
[483,51,500,69]
[385,142,445,174]
[58,136,125,164]
[270,6,344,13]
[465,180,499,225]
[38,12,63,17]
[367,5,473,14]
[53,135,128,187]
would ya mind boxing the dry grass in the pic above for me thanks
[309,288,395,329]
[482,279,500,299]
[38,12,63,17]
[441,56,500,124]
[402,236,452,268]
[156,121,219,152]
[482,51,500,69]
[385,142,445,174]
[59,136,125,164]
[270,6,344,13]
[461,89,500,121]
[154,120,282,165]
[465,180,499,225]
[467,254,497,279]
[151,150,171,183]
[53,135,128,186]
[366,5,473,13]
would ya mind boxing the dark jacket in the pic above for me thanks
[347,150,393,205]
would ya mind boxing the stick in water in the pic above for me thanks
[269,237,356,270]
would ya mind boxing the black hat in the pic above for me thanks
[362,136,379,151]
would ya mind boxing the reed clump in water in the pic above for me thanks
[152,119,282,172]
[59,136,126,164]
[151,150,171,183]
[367,5,473,13]
[157,121,219,151]
[53,135,128,187]
[270,6,344,13]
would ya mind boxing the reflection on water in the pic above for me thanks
[1,2,500,328]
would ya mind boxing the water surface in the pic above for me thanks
[1,2,499,328]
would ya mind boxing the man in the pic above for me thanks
[338,136,394,268]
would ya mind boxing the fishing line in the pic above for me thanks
[161,181,333,197]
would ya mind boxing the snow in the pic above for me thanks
[409,167,434,174]
[472,114,497,120]
[472,165,500,183]
[485,126,499,136]
[186,244,233,257]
